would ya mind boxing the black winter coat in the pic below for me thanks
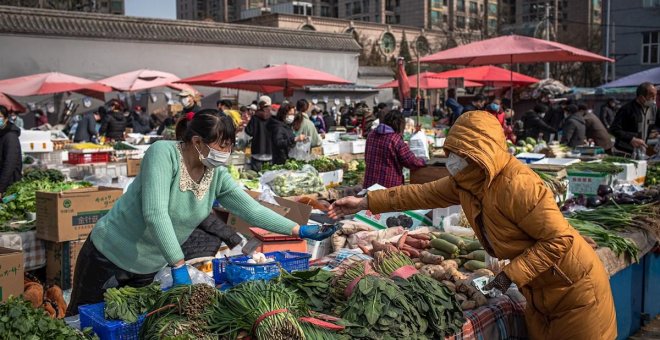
[269,118,296,165]
[74,112,98,143]
[245,109,273,159]
[561,114,587,147]
[521,110,557,141]
[609,100,659,154]
[181,212,242,260]
[100,111,127,141]
[0,123,22,194]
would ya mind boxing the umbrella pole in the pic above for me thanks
[416,57,421,126]
[510,55,514,114]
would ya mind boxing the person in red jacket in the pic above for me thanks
[363,110,426,188]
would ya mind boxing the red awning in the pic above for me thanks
[431,65,539,87]
[99,69,196,93]
[0,93,26,112]
[0,72,111,99]
[178,68,250,87]
[378,72,483,89]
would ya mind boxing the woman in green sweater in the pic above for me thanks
[294,99,322,147]
[66,110,336,315]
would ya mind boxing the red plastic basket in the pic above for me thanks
[68,152,111,164]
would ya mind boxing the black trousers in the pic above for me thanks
[66,237,157,316]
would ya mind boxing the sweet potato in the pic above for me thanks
[408,233,431,241]
[415,262,424,270]
[405,237,431,249]
[397,231,409,249]
[445,267,467,281]
[470,268,495,279]
[440,260,459,271]
[441,280,456,293]
[419,250,444,265]
[473,291,489,307]
[357,243,371,256]
[371,240,397,253]
[400,244,421,258]
[461,300,478,310]
[455,293,468,303]
[419,264,446,281]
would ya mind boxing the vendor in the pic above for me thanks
[329,110,616,339]
[66,110,336,315]
[610,82,658,156]
[0,105,22,197]
[363,110,426,188]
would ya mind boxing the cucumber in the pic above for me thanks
[466,240,484,252]
[465,250,486,261]
[439,233,467,249]
[463,260,486,272]
[430,238,460,256]
[428,248,452,259]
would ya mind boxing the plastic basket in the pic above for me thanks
[68,152,111,164]
[79,302,144,340]
[212,251,311,286]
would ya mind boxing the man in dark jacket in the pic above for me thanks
[580,104,613,152]
[245,95,273,171]
[609,82,658,155]
[561,104,587,147]
[445,88,463,124]
[130,106,151,134]
[544,99,571,138]
[74,109,101,143]
[461,94,487,114]
[0,105,22,196]
[599,98,619,129]
[100,101,127,141]
[521,104,557,142]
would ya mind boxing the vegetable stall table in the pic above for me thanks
[446,293,527,340]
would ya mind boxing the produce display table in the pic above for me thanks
[596,228,657,276]
[447,293,527,340]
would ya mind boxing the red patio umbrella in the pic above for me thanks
[178,68,250,87]
[431,65,539,87]
[217,64,352,96]
[0,72,111,99]
[0,93,26,112]
[420,34,613,65]
[100,69,193,92]
[378,72,483,89]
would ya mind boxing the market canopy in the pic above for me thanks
[99,69,196,93]
[600,66,660,88]
[0,92,26,112]
[0,72,111,99]
[178,68,250,87]
[431,65,539,87]
[420,34,613,65]
[217,64,352,95]
[378,71,483,90]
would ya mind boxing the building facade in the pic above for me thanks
[0,0,124,14]
[603,0,660,81]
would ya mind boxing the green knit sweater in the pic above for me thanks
[91,141,297,274]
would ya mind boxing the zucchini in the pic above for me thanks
[439,233,467,249]
[430,238,460,256]
[461,250,486,261]
[466,240,484,252]
[463,260,486,272]
[427,248,452,259]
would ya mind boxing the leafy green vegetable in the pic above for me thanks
[280,268,335,313]
[567,218,639,261]
[104,283,162,323]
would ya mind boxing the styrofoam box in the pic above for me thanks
[613,160,647,184]
[324,132,340,143]
[435,137,446,148]
[351,140,366,154]
[338,141,352,154]
[531,158,580,167]
[319,169,344,186]
[322,141,339,156]
[307,238,332,260]
[432,205,463,227]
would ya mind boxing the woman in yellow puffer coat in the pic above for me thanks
[329,110,617,340]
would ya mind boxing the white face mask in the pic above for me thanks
[645,99,656,108]
[182,97,192,108]
[285,115,295,124]
[195,143,230,168]
[446,153,468,177]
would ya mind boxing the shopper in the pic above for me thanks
[609,82,659,155]
[294,99,322,147]
[341,107,359,132]
[100,100,127,142]
[67,110,336,315]
[461,94,486,114]
[521,104,557,142]
[560,104,586,147]
[34,109,49,128]
[359,106,377,137]
[9,111,23,129]
[245,96,274,171]
[599,98,619,129]
[74,109,101,143]
[179,90,201,115]
[580,104,613,152]
[323,109,336,132]
[445,88,463,124]
[363,110,426,188]
[217,99,242,128]
[543,98,570,138]
[485,98,506,127]
[310,107,327,134]
[270,104,306,165]
[329,110,616,340]
[0,106,22,196]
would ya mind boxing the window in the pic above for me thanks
[375,14,380,22]
[443,0,448,5]
[479,4,484,12]
[643,0,660,6]
[469,2,477,14]
[353,1,362,14]
[470,18,481,30]
[642,32,660,64]
[432,0,442,8]
[443,14,448,23]
[381,32,396,54]
[431,10,441,25]
[321,6,330,16]
[345,3,351,15]
[456,15,465,28]
[488,3,497,14]
[457,0,465,12]
[488,18,497,29]
[363,0,370,12]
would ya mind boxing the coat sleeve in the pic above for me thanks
[244,117,256,137]
[368,176,461,213]
[99,117,110,136]
[532,115,557,133]
[561,120,575,145]
[0,133,21,193]
[499,173,575,288]
[87,115,97,137]
[609,106,638,143]
[273,126,295,149]
[303,119,322,147]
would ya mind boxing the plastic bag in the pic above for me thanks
[83,174,112,187]
[154,264,215,290]
[260,165,325,197]
[288,139,312,161]
[409,131,430,160]
[484,253,510,275]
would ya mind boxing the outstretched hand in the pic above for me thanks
[328,196,368,220]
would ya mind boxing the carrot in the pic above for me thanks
[409,233,431,241]
[405,237,430,249]
[397,231,409,249]
[419,250,444,265]
[400,244,421,258]
[401,250,411,257]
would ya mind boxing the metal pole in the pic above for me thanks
[612,21,616,80]
[604,0,610,82]
[417,57,421,125]
[544,2,550,79]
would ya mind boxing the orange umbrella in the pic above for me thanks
[431,65,539,87]
[378,72,483,89]
[0,72,111,99]
[0,93,26,112]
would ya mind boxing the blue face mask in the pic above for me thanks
[489,103,500,112]
[0,117,5,128]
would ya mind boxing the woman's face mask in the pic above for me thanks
[0,117,5,128]
[285,115,295,124]
[182,97,192,108]
[195,143,230,168]
[446,153,468,176]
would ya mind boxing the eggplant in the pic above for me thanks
[597,184,613,197]
[586,196,604,208]
[386,216,400,227]
[576,195,588,207]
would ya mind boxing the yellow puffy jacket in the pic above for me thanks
[368,110,616,340]
[224,109,242,128]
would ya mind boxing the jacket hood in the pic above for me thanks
[443,110,511,188]
[112,111,126,121]
[567,113,585,125]
[375,123,395,134]
[255,108,272,121]
[0,122,21,138]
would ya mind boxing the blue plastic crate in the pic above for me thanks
[212,251,311,285]
[79,302,144,340]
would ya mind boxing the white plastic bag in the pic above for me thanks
[288,139,312,161]
[154,264,215,290]
[260,165,325,197]
[409,131,430,160]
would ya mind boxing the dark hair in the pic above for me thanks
[566,104,579,114]
[218,99,232,108]
[276,104,294,122]
[383,110,405,134]
[637,82,655,97]
[377,103,387,110]
[175,109,236,145]
[239,105,248,112]
[0,105,7,118]
[474,94,487,102]
[533,104,548,114]
[447,88,456,97]
[292,112,304,131]
[577,104,588,111]
[296,99,309,113]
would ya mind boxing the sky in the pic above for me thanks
[125,0,176,20]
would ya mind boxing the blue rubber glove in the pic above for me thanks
[298,224,338,241]
[171,265,192,286]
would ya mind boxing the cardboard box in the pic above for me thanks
[338,141,352,154]
[45,239,85,291]
[126,158,142,177]
[353,185,431,229]
[311,147,323,157]
[36,187,124,242]
[0,247,24,302]
[225,191,313,237]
